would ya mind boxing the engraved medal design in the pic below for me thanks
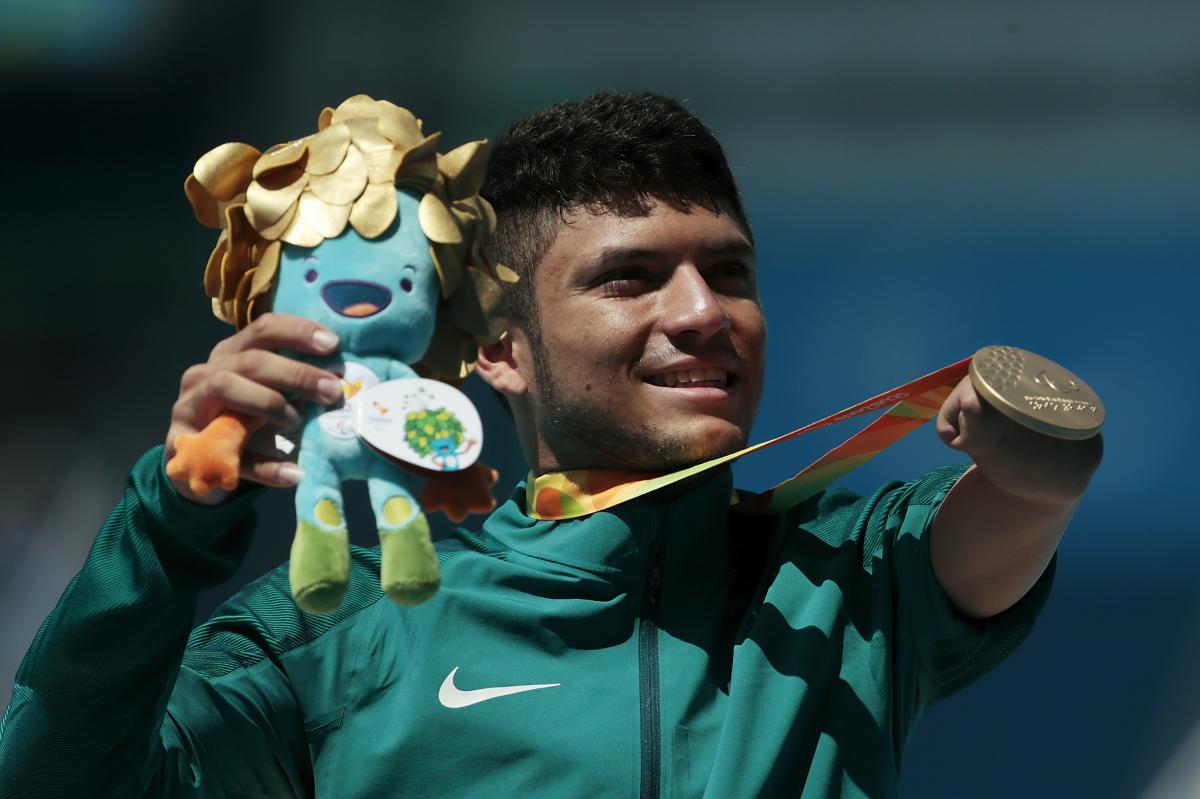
[969,345,1105,440]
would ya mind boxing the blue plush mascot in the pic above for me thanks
[167,95,514,613]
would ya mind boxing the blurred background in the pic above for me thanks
[1,0,1197,796]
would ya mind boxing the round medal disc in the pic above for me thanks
[969,345,1104,440]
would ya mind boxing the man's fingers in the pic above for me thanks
[179,363,208,394]
[174,352,342,436]
[166,315,337,505]
[220,350,343,406]
[209,312,339,363]
[245,427,300,461]
[239,455,306,488]
[188,371,306,431]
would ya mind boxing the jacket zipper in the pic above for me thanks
[639,556,663,799]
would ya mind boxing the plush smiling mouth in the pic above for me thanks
[322,280,393,318]
[645,367,731,389]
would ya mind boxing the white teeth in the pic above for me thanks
[647,367,728,387]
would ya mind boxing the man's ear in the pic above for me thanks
[475,332,530,398]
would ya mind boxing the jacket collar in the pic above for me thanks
[477,466,737,583]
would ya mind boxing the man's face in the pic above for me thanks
[516,199,766,473]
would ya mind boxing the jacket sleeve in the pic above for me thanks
[879,465,1056,712]
[0,446,309,798]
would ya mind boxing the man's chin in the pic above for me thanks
[539,395,753,473]
[625,423,749,473]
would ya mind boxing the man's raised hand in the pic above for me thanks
[165,313,344,505]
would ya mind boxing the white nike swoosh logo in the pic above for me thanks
[438,666,560,708]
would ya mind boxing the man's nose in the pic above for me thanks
[660,266,731,340]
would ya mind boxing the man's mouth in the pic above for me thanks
[645,367,730,389]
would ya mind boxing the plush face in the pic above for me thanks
[273,187,439,361]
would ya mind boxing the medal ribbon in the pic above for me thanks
[527,357,971,520]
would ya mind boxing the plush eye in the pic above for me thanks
[400,264,417,293]
[305,269,318,283]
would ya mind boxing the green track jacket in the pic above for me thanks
[0,447,1053,797]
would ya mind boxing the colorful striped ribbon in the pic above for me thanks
[526,357,971,520]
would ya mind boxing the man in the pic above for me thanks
[0,92,1100,797]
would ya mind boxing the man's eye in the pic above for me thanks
[710,262,754,292]
[597,268,652,296]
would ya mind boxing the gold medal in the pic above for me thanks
[969,345,1105,440]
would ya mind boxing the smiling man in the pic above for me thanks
[0,92,1101,798]
[476,96,767,477]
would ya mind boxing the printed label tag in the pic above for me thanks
[356,378,483,472]
[317,361,381,440]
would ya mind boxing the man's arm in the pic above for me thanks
[0,314,343,796]
[930,374,1103,619]
[0,449,275,797]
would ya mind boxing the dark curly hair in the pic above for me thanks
[481,91,752,330]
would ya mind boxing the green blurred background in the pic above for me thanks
[1,1,1198,796]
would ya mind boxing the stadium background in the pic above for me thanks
[1,1,1196,795]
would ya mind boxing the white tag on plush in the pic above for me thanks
[355,378,483,472]
[320,361,381,440]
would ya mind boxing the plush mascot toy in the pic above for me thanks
[166,95,515,613]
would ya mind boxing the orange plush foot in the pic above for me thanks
[166,413,261,496]
[421,462,499,522]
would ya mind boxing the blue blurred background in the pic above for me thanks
[1,1,1197,796]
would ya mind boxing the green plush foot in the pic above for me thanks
[290,518,350,614]
[379,512,440,606]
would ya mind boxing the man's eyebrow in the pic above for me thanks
[592,246,664,265]
[703,239,756,259]
[591,239,755,265]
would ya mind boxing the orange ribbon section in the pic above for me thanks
[527,357,971,520]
